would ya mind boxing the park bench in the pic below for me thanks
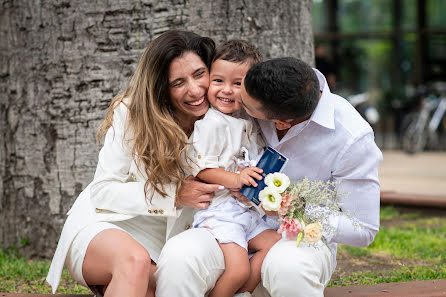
[380,191,446,209]
[2,279,446,297]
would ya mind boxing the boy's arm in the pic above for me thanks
[197,168,239,189]
[197,167,263,189]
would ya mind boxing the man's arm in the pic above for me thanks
[328,131,383,247]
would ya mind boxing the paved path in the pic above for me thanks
[380,150,446,199]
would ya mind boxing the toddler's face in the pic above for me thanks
[208,59,251,114]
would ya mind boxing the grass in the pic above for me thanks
[1,205,445,293]
[0,247,89,294]
[328,205,446,287]
[330,264,446,286]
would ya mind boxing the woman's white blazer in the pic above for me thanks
[46,102,195,292]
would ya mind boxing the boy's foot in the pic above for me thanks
[233,293,252,297]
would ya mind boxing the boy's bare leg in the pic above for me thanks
[238,229,281,293]
[209,242,250,297]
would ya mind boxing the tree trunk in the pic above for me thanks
[0,0,313,258]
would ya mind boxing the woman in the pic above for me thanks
[46,30,221,297]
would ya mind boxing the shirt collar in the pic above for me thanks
[308,68,335,130]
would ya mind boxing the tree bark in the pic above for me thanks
[0,0,313,258]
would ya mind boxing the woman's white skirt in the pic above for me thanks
[66,215,167,287]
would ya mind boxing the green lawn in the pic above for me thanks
[328,205,446,286]
[0,247,89,294]
[1,205,445,293]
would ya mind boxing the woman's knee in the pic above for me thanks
[83,229,151,284]
[116,246,151,279]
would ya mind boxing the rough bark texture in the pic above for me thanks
[0,0,314,258]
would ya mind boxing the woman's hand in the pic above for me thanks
[176,176,223,210]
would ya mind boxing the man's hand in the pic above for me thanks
[176,176,223,210]
[230,188,251,204]
[261,206,278,217]
[232,189,278,216]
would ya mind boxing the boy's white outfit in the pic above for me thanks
[190,107,270,250]
[154,70,383,297]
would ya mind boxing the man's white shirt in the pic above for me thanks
[257,70,383,271]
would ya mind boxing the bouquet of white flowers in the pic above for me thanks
[259,172,349,247]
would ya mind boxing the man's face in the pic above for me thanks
[240,79,270,121]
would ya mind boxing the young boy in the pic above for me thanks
[189,40,281,297]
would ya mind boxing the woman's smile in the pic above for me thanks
[169,51,210,125]
[186,95,207,106]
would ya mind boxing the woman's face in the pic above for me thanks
[168,51,210,127]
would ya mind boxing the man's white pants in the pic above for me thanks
[155,228,333,297]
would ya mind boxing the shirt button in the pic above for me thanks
[159,209,164,214]
[184,224,191,230]
[148,209,153,214]
[154,209,158,214]
[130,173,137,181]
[197,155,202,159]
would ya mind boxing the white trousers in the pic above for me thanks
[155,228,334,297]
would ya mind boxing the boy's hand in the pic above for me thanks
[237,166,263,188]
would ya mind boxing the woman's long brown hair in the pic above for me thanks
[97,31,215,201]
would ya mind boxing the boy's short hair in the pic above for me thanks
[244,57,320,120]
[212,39,262,66]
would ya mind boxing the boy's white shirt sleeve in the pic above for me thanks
[190,116,228,176]
[90,102,179,217]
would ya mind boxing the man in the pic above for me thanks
[239,57,382,297]
[154,57,382,297]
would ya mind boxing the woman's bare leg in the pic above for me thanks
[208,242,250,297]
[82,229,156,297]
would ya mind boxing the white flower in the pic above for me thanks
[259,186,282,211]
[264,172,290,193]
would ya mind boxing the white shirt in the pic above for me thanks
[257,70,383,269]
[189,107,264,206]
